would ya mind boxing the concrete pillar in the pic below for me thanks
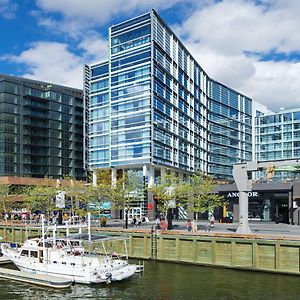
[148,166,155,188]
[110,168,118,219]
[111,168,117,187]
[236,191,251,234]
[161,167,166,182]
[92,170,97,187]
[288,191,293,224]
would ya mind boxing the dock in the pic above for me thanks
[0,267,72,288]
[0,256,11,265]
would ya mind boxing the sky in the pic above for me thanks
[1,0,300,112]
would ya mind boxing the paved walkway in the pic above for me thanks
[105,219,300,238]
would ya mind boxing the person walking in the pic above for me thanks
[192,219,197,232]
[186,219,192,232]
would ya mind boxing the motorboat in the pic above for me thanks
[1,214,138,284]
[0,237,11,265]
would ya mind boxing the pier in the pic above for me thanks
[1,222,300,276]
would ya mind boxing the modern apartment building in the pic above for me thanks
[84,10,269,216]
[255,108,300,180]
[0,74,85,181]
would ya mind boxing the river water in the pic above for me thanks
[1,261,300,300]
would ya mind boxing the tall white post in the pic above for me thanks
[111,168,117,187]
[92,170,97,187]
[41,214,46,265]
[88,212,91,244]
[148,166,155,187]
[161,167,166,182]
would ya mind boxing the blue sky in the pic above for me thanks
[1,0,300,111]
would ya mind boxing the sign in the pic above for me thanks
[147,203,154,210]
[55,191,65,208]
[226,191,259,198]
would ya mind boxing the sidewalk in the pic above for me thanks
[105,219,300,237]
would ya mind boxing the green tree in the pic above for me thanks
[150,171,179,216]
[0,185,12,223]
[111,170,144,228]
[150,171,180,229]
[178,172,225,220]
[23,179,59,222]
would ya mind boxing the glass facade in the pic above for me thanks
[85,10,259,179]
[0,74,85,179]
[256,109,300,180]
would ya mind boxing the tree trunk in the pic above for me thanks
[167,208,173,230]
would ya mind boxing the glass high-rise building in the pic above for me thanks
[84,10,269,215]
[0,74,85,180]
[255,108,300,180]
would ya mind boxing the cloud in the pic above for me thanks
[78,33,108,63]
[0,0,18,19]
[176,0,300,111]
[4,42,84,88]
[33,0,189,37]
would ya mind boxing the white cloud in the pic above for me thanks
[5,42,84,88]
[78,33,108,63]
[33,0,187,37]
[0,0,17,19]
[176,0,300,111]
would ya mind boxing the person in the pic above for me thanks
[160,218,168,230]
[132,216,137,227]
[192,219,197,232]
[136,217,142,227]
[156,217,160,229]
[186,219,192,232]
[209,214,215,228]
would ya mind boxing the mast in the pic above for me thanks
[41,214,46,266]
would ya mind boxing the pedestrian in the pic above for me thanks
[186,219,192,232]
[192,219,197,232]
[156,217,160,229]
[209,214,215,228]
[132,216,137,227]
[160,218,168,230]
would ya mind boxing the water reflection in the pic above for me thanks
[1,261,300,299]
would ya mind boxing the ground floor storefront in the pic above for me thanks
[215,181,300,225]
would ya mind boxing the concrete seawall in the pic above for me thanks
[1,225,300,276]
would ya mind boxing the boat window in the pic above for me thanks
[53,261,57,264]
[62,262,66,265]
[20,250,29,257]
[71,263,75,266]
[30,251,38,258]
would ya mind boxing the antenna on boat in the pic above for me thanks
[88,212,91,254]
[41,214,46,265]
[87,212,91,242]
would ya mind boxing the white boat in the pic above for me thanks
[1,214,137,284]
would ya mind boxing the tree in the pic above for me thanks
[150,171,180,229]
[23,179,59,222]
[178,172,225,220]
[111,170,144,229]
[0,185,12,223]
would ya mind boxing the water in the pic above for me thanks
[1,261,300,300]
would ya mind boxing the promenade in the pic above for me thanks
[105,219,300,238]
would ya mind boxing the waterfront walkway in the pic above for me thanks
[104,219,300,238]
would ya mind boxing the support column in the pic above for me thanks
[92,170,97,187]
[161,167,166,181]
[146,165,155,220]
[111,168,117,187]
[111,168,118,219]
[288,191,293,225]
[148,165,155,188]
[236,191,251,234]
